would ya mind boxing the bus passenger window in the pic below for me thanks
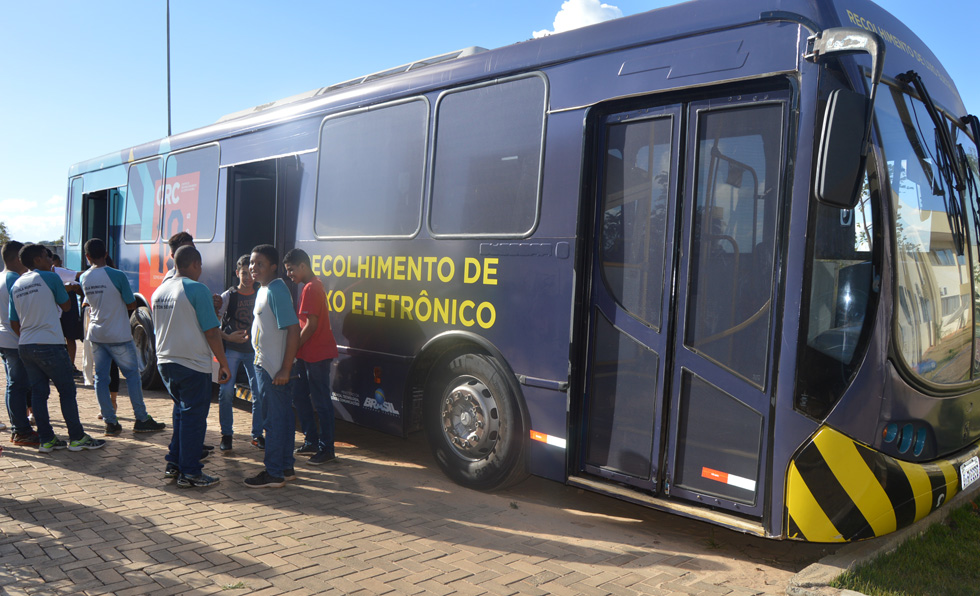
[163,145,220,242]
[67,177,83,245]
[124,158,164,243]
[315,99,427,238]
[429,75,546,237]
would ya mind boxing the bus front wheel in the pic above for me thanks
[131,306,161,389]
[424,353,528,491]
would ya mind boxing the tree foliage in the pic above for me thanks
[0,221,9,246]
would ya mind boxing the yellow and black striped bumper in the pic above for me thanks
[786,426,980,542]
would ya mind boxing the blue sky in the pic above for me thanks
[1,0,977,243]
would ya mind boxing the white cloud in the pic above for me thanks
[0,195,66,243]
[533,0,623,38]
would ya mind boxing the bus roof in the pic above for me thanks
[69,0,964,177]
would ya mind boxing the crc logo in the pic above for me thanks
[156,182,183,206]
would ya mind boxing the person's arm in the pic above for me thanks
[222,329,248,343]
[204,327,231,384]
[274,324,300,385]
[298,313,318,348]
[10,321,19,336]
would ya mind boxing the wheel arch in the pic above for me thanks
[406,331,529,435]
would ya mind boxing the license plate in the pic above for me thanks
[960,456,980,490]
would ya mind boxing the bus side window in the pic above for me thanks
[429,75,546,237]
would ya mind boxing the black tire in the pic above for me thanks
[131,306,162,389]
[424,353,528,491]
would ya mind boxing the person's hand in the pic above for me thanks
[273,368,291,385]
[212,294,222,311]
[217,364,231,384]
[228,330,248,344]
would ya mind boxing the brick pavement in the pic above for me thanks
[0,364,836,595]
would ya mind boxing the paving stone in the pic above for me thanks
[0,363,829,596]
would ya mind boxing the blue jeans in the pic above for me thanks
[255,366,295,478]
[216,349,261,437]
[93,341,148,424]
[19,344,84,442]
[158,363,211,477]
[292,358,335,456]
[1,346,32,433]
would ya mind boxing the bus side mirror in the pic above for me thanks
[815,89,869,208]
[805,27,885,209]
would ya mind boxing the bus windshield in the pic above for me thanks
[878,84,976,385]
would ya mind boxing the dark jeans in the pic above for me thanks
[292,358,335,456]
[1,346,32,433]
[159,363,212,477]
[255,366,295,478]
[19,343,84,442]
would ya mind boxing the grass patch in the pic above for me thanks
[221,581,248,590]
[831,499,980,596]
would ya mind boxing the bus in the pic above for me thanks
[64,0,980,542]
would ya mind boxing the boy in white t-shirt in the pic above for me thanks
[244,244,299,489]
[80,238,165,436]
[9,244,105,453]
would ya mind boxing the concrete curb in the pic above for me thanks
[786,482,980,596]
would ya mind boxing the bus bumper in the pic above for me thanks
[785,426,980,542]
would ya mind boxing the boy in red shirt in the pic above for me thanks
[283,249,338,465]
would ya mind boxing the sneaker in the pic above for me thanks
[72,368,83,378]
[244,470,285,488]
[164,462,180,479]
[12,431,40,446]
[294,441,317,454]
[203,444,215,451]
[104,421,123,436]
[68,435,106,451]
[134,416,166,433]
[200,448,211,461]
[38,437,68,453]
[283,468,296,481]
[176,473,220,488]
[308,451,336,465]
[219,435,233,451]
[251,436,265,450]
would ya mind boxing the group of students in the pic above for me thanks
[0,231,338,490]
[0,239,165,455]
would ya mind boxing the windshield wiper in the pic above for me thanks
[898,70,966,254]
[961,115,980,244]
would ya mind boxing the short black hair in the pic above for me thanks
[235,254,250,271]
[168,231,194,256]
[174,245,202,272]
[251,244,279,269]
[2,241,24,267]
[84,238,107,260]
[282,248,311,268]
[18,244,47,270]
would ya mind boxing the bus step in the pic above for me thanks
[567,475,767,538]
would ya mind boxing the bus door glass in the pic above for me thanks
[583,104,682,492]
[664,93,787,514]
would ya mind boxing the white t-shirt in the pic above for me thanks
[81,266,136,344]
[152,275,220,374]
[0,270,20,350]
[9,270,70,345]
[251,279,298,377]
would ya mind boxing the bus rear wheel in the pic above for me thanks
[131,306,161,389]
[425,353,527,491]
